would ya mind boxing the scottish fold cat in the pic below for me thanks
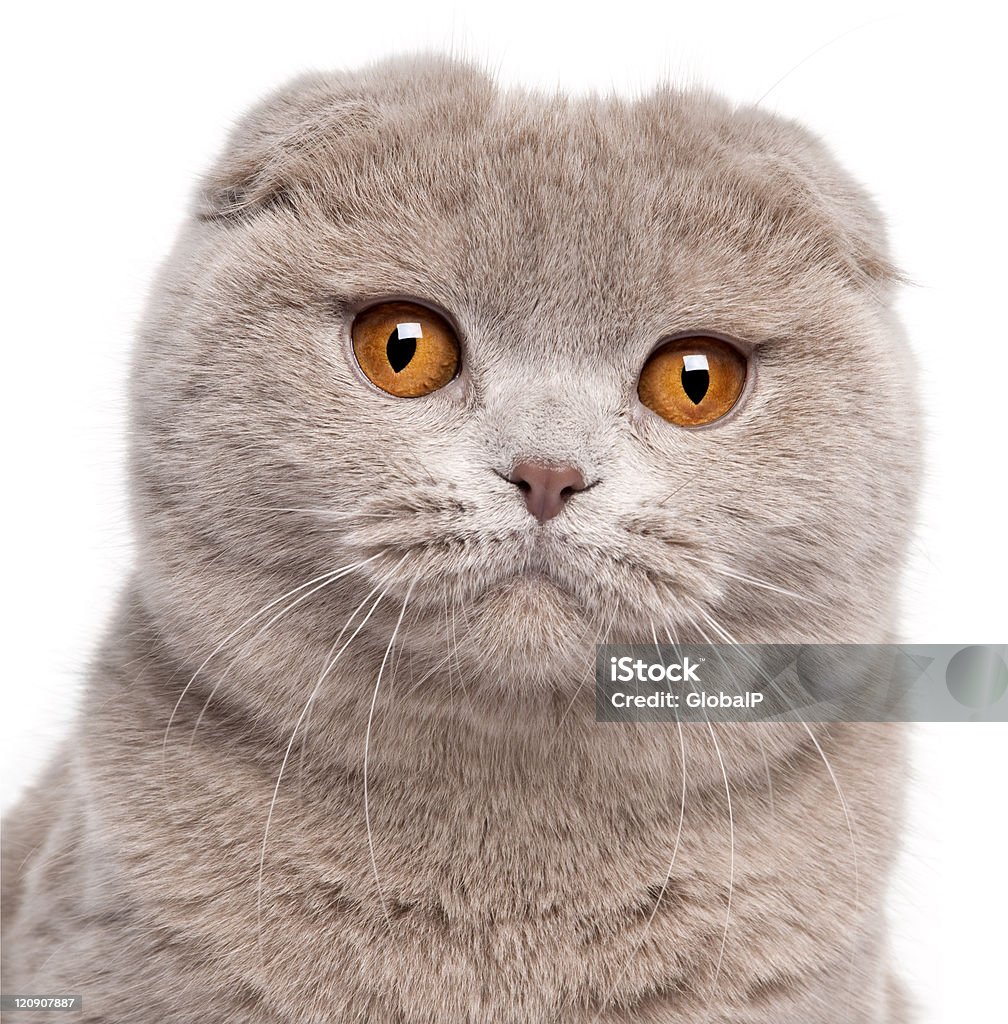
[2,56,919,1022]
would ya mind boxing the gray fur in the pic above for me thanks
[2,54,920,1022]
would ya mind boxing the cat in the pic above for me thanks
[1,54,921,1022]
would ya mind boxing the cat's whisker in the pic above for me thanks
[363,578,416,934]
[552,606,618,736]
[684,598,861,973]
[678,611,735,1009]
[450,591,485,706]
[297,571,395,797]
[656,469,704,508]
[678,554,825,608]
[161,557,376,778]
[660,624,690,906]
[255,555,409,952]
[587,620,688,1024]
[224,505,397,520]
[702,714,735,1008]
[682,598,776,817]
[804,727,863,980]
[755,17,884,106]
[442,590,457,717]
[395,647,455,699]
[388,599,413,705]
[448,596,474,711]
[184,560,372,754]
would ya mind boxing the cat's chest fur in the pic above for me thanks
[24,607,899,1024]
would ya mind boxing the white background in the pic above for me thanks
[1,3,1005,1021]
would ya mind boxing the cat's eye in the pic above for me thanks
[351,301,461,397]
[638,336,748,426]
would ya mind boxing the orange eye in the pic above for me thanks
[351,301,460,397]
[638,336,748,426]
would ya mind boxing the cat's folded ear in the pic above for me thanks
[647,91,905,290]
[194,73,376,220]
[194,55,494,222]
[779,142,907,289]
[743,112,907,289]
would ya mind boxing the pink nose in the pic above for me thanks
[507,460,587,523]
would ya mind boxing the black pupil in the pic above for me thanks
[681,363,709,404]
[387,326,418,373]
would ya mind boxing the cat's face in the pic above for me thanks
[131,58,919,698]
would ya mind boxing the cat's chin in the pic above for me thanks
[447,569,599,683]
[481,568,581,610]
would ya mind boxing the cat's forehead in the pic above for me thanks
[203,61,895,355]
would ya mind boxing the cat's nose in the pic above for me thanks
[507,460,587,524]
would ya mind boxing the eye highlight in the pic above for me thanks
[638,336,748,426]
[351,301,460,397]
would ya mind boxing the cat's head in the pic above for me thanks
[130,56,920,701]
